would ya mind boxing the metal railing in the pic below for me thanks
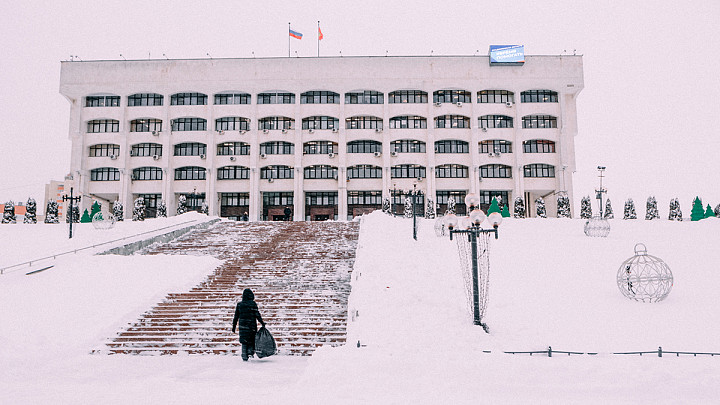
[0,219,202,275]
[501,346,720,358]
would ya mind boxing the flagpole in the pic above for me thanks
[288,22,291,58]
[317,21,320,57]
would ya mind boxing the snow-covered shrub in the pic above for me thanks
[201,201,209,215]
[604,199,614,219]
[2,200,16,224]
[381,198,391,214]
[535,197,547,218]
[403,197,413,218]
[580,195,592,219]
[44,200,59,224]
[23,198,37,224]
[425,198,435,219]
[645,196,659,220]
[446,197,456,215]
[557,193,571,218]
[177,195,187,215]
[715,203,720,218]
[133,197,146,221]
[623,198,637,220]
[66,205,80,223]
[668,198,683,221]
[513,197,525,218]
[113,200,124,221]
[157,200,167,218]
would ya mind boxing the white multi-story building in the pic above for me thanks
[59,54,583,221]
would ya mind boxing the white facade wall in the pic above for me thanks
[59,55,584,220]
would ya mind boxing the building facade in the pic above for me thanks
[59,55,583,221]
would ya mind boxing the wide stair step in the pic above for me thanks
[99,221,359,356]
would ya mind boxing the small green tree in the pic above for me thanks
[501,205,510,218]
[690,197,705,221]
[705,204,715,219]
[487,198,501,214]
[90,201,101,219]
[80,209,92,223]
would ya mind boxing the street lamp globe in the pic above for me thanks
[460,216,473,230]
[444,213,459,230]
[469,209,486,226]
[465,193,481,210]
[488,212,503,229]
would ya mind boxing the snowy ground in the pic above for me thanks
[1,212,719,404]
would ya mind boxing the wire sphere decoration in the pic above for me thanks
[584,216,611,237]
[434,217,446,237]
[92,211,116,230]
[616,243,673,303]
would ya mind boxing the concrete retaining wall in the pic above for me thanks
[99,219,221,256]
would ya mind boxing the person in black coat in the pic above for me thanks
[232,288,265,361]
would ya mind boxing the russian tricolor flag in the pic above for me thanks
[289,29,303,40]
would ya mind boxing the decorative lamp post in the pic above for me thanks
[444,197,501,332]
[62,187,81,239]
[585,166,611,237]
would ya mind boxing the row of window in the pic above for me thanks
[86,90,559,107]
[87,115,557,133]
[89,139,554,158]
[91,163,557,181]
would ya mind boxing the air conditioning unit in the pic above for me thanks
[131,174,138,181]
[481,127,488,132]
[282,128,288,134]
[263,129,269,134]
[260,153,267,159]
[434,102,442,107]
[373,151,382,157]
[375,128,383,132]
[456,102,463,107]
[152,130,159,136]
[200,154,206,159]
[110,154,117,160]
[505,101,513,108]
[488,153,495,157]
[230,156,236,161]
[328,152,335,158]
[268,177,274,183]
[152,154,160,160]
[129,150,135,156]
[332,174,338,180]
[417,177,423,182]
[217,130,225,135]
[308,128,314,133]
[332,128,338,133]
[390,151,398,157]
[240,130,247,134]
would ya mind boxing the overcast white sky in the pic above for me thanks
[1,0,718,212]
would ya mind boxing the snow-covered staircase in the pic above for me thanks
[101,221,359,356]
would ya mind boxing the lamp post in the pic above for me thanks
[410,183,424,240]
[62,187,81,239]
[444,193,502,332]
[595,166,607,218]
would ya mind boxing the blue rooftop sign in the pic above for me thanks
[489,45,525,66]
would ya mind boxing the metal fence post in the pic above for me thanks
[548,346,552,357]
[658,346,663,357]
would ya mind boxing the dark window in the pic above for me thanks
[172,118,206,131]
[391,164,426,178]
[131,143,162,157]
[388,90,428,104]
[258,116,294,130]
[479,115,513,129]
[216,117,250,131]
[257,92,295,104]
[130,119,162,132]
[348,191,383,205]
[389,116,427,129]
[128,93,163,106]
[174,166,206,180]
[263,192,293,206]
[523,140,556,153]
[347,165,382,179]
[302,116,339,130]
[174,142,206,156]
[345,91,383,104]
[524,164,555,178]
[346,116,383,130]
[171,92,207,105]
[391,139,426,153]
[436,191,467,205]
[434,140,468,154]
[260,165,294,179]
[217,166,250,180]
[303,141,336,155]
[435,115,470,129]
[480,140,512,154]
[90,167,120,181]
[521,90,558,103]
[217,142,250,156]
[85,95,120,107]
[347,140,382,154]
[433,90,471,104]
[221,192,250,206]
[300,91,339,104]
[260,141,294,155]
[522,115,558,129]
[304,165,338,179]
[132,167,162,181]
[87,119,119,133]
[214,93,250,105]
[306,192,338,205]
[480,164,513,178]
[435,164,468,178]
[478,191,509,210]
[478,90,515,104]
[89,144,120,157]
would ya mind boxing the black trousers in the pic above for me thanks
[241,343,255,361]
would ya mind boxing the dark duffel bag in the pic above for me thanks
[255,326,277,358]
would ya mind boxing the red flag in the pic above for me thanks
[318,26,324,41]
